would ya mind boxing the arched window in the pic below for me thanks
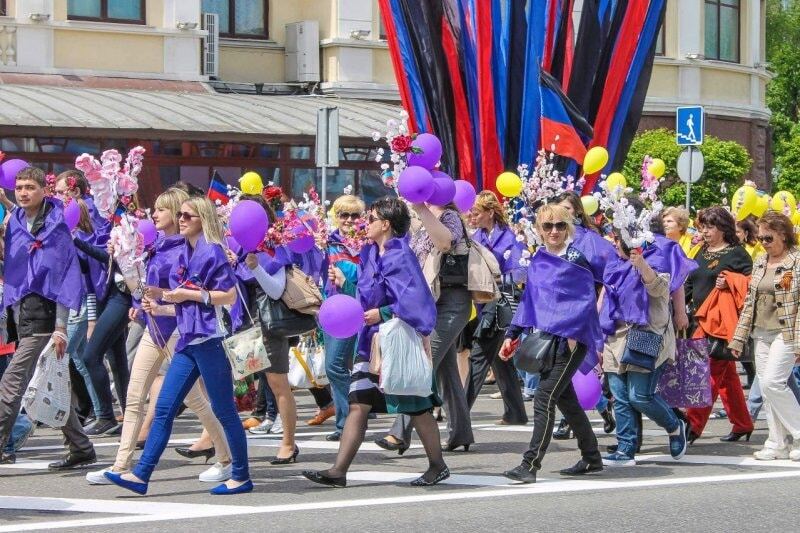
[705,0,740,62]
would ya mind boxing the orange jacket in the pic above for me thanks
[693,271,751,342]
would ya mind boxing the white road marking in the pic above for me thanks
[638,453,800,469]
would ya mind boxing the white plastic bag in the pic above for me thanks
[379,318,433,396]
[288,335,328,388]
[22,340,71,428]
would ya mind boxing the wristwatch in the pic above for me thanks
[201,289,210,306]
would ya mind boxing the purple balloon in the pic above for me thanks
[230,200,269,252]
[0,159,30,190]
[318,294,364,339]
[453,180,477,212]
[572,370,602,410]
[287,226,315,254]
[397,166,434,204]
[226,235,241,252]
[63,200,80,231]
[428,172,456,206]
[407,133,442,170]
[137,219,157,247]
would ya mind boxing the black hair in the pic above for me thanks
[370,196,410,237]
[551,191,599,232]
[172,180,205,198]
[697,206,739,246]
[240,193,277,225]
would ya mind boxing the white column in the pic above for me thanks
[162,0,202,79]
[163,0,200,29]
[13,0,54,69]
[335,0,373,83]
[748,0,761,66]
[676,0,703,103]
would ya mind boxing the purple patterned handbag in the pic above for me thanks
[656,337,712,408]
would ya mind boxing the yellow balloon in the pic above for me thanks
[770,191,797,216]
[581,195,599,216]
[239,171,264,195]
[605,172,627,192]
[753,194,770,217]
[648,158,666,179]
[469,303,477,322]
[792,211,800,226]
[583,146,609,175]
[496,171,523,198]
[731,185,758,221]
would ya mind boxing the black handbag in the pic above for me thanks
[708,336,748,361]
[257,292,317,338]
[473,295,514,340]
[439,252,469,286]
[514,329,559,374]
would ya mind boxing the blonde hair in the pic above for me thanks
[473,190,508,226]
[183,197,225,245]
[662,206,689,234]
[154,188,190,230]
[536,204,575,238]
[332,195,365,227]
[76,198,93,234]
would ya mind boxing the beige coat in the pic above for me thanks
[603,273,675,374]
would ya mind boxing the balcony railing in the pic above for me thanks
[0,25,16,66]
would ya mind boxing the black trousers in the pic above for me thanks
[522,343,601,471]
[466,328,528,424]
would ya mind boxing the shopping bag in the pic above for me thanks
[22,340,71,428]
[656,337,712,408]
[379,318,433,396]
[288,334,328,388]
[223,326,271,381]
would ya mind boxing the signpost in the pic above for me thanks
[316,107,339,209]
[676,106,705,210]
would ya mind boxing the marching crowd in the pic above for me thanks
[1,165,800,496]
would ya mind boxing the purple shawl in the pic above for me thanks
[3,198,83,311]
[649,234,698,294]
[472,224,526,280]
[144,233,184,347]
[356,238,437,362]
[169,236,239,352]
[511,249,601,374]
[572,225,620,283]
[74,228,110,303]
[289,246,325,283]
[599,258,650,335]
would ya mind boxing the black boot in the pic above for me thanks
[600,407,616,434]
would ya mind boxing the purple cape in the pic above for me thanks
[144,233,184,347]
[3,198,83,311]
[572,225,621,283]
[356,238,437,362]
[289,246,325,283]
[599,258,650,335]
[511,249,601,374]
[84,196,112,239]
[472,224,526,280]
[169,236,239,352]
[649,235,698,294]
[74,228,110,303]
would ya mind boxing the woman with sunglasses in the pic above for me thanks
[465,191,528,426]
[321,194,366,441]
[303,196,448,487]
[499,204,603,483]
[730,212,800,461]
[86,188,233,486]
[104,197,252,496]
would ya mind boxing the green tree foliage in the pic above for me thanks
[620,128,752,211]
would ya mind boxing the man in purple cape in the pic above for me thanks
[0,167,93,468]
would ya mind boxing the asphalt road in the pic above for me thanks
[0,386,795,533]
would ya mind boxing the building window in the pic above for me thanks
[655,24,665,56]
[704,0,740,62]
[0,1,6,16]
[202,0,269,39]
[68,0,145,24]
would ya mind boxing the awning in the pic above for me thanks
[0,84,401,141]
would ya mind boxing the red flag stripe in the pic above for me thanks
[475,0,503,194]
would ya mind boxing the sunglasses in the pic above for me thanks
[338,212,361,220]
[541,221,568,233]
[368,214,383,224]
[178,211,201,222]
[757,235,774,244]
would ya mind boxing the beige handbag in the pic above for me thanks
[281,266,323,316]
[467,240,501,304]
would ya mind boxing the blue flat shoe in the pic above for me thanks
[210,479,253,495]
[104,471,148,495]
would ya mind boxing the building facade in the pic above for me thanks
[0,0,772,203]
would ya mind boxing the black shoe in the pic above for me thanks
[719,431,752,442]
[302,470,346,488]
[270,445,299,465]
[135,440,145,450]
[559,459,603,476]
[375,437,409,456]
[688,430,700,445]
[83,418,119,436]
[0,453,16,464]
[175,446,215,463]
[325,432,342,442]
[503,464,537,484]
[48,451,97,470]
[410,466,450,486]
[176,403,188,417]
[441,442,471,452]
[553,418,572,440]
[600,407,616,434]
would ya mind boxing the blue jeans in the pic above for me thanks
[324,332,355,433]
[3,412,32,454]
[67,314,101,416]
[608,367,679,457]
[133,337,249,483]
[747,365,800,419]
[520,371,540,396]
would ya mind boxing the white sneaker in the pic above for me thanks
[270,417,283,435]
[249,418,274,435]
[489,392,503,400]
[790,445,800,461]
[86,467,114,485]
[199,462,232,483]
[754,448,789,461]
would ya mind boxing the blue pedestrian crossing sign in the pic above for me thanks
[676,106,704,146]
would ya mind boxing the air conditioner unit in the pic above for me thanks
[202,13,219,79]
[285,21,320,83]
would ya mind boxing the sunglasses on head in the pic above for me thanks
[757,235,774,244]
[178,211,200,222]
[541,221,568,232]
[337,211,361,220]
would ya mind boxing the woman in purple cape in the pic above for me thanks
[104,197,252,496]
[499,204,603,484]
[303,197,449,487]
